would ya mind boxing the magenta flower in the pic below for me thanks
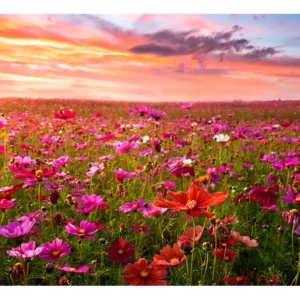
[114,168,137,183]
[40,238,71,262]
[142,203,167,218]
[56,264,89,273]
[261,205,280,211]
[132,224,151,234]
[119,199,147,213]
[0,199,16,211]
[281,190,300,205]
[180,103,193,110]
[129,106,151,117]
[52,155,70,167]
[17,211,46,224]
[148,109,166,121]
[282,209,300,227]
[54,109,76,120]
[0,220,36,239]
[116,141,139,154]
[65,220,98,239]
[6,241,43,259]
[75,194,108,214]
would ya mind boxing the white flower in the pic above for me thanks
[137,135,150,145]
[213,134,230,143]
[182,158,193,166]
[273,124,281,128]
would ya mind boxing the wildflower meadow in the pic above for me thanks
[0,98,299,286]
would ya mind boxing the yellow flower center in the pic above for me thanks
[169,257,180,265]
[71,268,77,272]
[132,204,138,210]
[224,256,230,261]
[118,249,124,255]
[295,197,300,202]
[52,250,61,257]
[78,229,86,234]
[290,209,298,216]
[35,170,43,177]
[140,270,149,278]
[236,277,243,282]
[29,213,35,220]
[186,200,197,209]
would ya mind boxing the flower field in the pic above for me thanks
[0,98,299,286]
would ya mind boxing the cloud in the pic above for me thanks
[129,25,279,66]
[174,62,185,73]
[243,47,280,60]
[253,15,266,21]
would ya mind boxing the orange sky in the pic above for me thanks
[0,14,300,101]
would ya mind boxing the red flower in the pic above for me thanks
[107,239,134,264]
[153,244,186,267]
[0,184,23,200]
[123,258,168,286]
[250,185,279,207]
[223,273,249,285]
[54,109,76,120]
[154,183,228,218]
[212,248,236,262]
[177,225,203,248]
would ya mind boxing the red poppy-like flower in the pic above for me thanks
[153,244,186,267]
[54,109,76,120]
[154,183,228,218]
[223,273,250,285]
[107,239,134,264]
[123,258,168,286]
[231,230,259,247]
[212,248,236,262]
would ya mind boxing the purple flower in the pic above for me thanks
[261,205,280,212]
[148,109,166,121]
[132,224,150,234]
[119,199,147,213]
[6,241,43,259]
[0,220,36,239]
[282,209,300,227]
[266,174,277,183]
[52,155,70,167]
[207,167,221,183]
[243,163,254,170]
[114,168,137,183]
[116,141,139,154]
[56,264,89,273]
[75,194,108,214]
[129,106,151,117]
[40,238,71,262]
[139,148,153,157]
[295,226,300,235]
[281,190,300,205]
[65,220,98,239]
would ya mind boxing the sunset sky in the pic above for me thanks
[0,14,300,101]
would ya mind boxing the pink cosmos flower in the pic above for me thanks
[56,264,89,273]
[231,230,259,247]
[52,156,70,167]
[0,220,36,239]
[0,116,8,129]
[116,141,138,154]
[6,241,43,259]
[114,168,137,183]
[86,163,104,177]
[75,194,108,214]
[65,220,98,239]
[40,238,71,262]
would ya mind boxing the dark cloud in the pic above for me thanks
[129,25,279,66]
[243,47,280,60]
[130,43,176,56]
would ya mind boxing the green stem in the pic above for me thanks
[189,217,196,285]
